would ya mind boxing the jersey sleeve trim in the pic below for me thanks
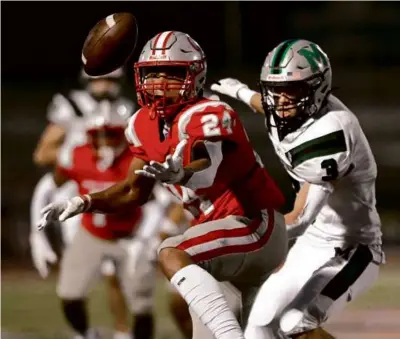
[177,100,233,141]
[125,113,142,147]
[287,130,346,168]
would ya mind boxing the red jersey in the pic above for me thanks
[126,98,284,226]
[57,144,142,240]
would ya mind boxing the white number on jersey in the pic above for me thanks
[201,111,233,137]
[93,213,106,227]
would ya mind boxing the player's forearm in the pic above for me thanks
[86,180,144,214]
[285,182,333,239]
[180,159,211,185]
[33,124,65,167]
[33,145,59,167]
[285,183,310,224]
[236,88,265,115]
[249,92,264,115]
[87,157,153,214]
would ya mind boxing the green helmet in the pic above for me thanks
[260,39,332,140]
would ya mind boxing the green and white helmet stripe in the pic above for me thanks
[261,39,332,125]
[261,39,331,83]
[269,39,300,75]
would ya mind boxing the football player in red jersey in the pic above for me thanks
[30,68,139,339]
[38,31,288,339]
[35,109,178,339]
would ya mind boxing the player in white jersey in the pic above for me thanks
[30,68,137,339]
[211,39,385,339]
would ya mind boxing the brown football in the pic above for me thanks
[82,12,138,76]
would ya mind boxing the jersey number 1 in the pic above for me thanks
[321,158,338,181]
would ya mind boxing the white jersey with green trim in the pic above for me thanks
[268,95,382,246]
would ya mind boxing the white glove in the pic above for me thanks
[37,196,88,231]
[211,78,257,109]
[135,139,187,184]
[29,232,57,278]
[210,78,249,99]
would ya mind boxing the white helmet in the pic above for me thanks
[134,31,207,119]
[80,67,125,100]
[260,39,332,140]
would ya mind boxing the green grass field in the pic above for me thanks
[1,269,184,339]
[2,251,400,339]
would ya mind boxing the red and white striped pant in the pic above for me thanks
[158,209,288,324]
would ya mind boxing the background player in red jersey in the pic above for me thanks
[38,31,288,339]
[29,68,138,339]
[36,109,173,339]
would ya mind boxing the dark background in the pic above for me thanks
[2,1,400,261]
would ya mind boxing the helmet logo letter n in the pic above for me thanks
[297,44,328,72]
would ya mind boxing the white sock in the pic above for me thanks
[171,264,245,339]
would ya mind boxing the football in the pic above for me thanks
[82,12,138,76]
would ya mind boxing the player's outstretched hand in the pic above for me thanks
[37,196,88,230]
[29,232,57,279]
[135,139,187,184]
[210,78,249,99]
